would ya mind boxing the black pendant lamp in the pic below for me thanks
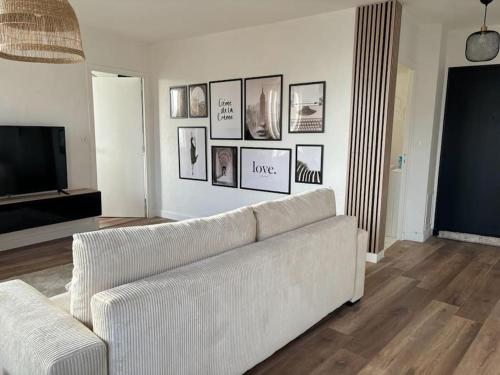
[466,0,500,62]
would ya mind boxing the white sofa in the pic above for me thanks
[0,188,368,375]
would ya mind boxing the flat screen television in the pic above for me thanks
[0,126,68,196]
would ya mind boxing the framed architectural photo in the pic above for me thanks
[189,83,208,118]
[178,127,207,181]
[295,145,324,185]
[289,81,326,133]
[212,146,238,188]
[170,86,188,119]
[240,147,291,194]
[244,75,283,140]
[209,79,243,139]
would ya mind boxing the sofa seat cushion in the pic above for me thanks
[252,188,336,241]
[70,207,256,326]
[50,291,71,313]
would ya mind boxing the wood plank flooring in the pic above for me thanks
[0,217,170,280]
[1,229,500,374]
[247,237,500,375]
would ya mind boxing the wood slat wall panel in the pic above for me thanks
[347,0,402,254]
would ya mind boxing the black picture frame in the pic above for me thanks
[244,74,283,141]
[289,81,326,133]
[211,146,238,188]
[177,127,208,181]
[295,144,324,185]
[209,78,243,140]
[240,147,292,195]
[170,86,188,119]
[188,83,208,118]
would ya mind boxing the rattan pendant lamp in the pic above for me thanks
[0,0,85,64]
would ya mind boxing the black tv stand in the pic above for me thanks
[0,189,101,234]
[58,189,70,195]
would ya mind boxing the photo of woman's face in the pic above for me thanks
[245,76,282,140]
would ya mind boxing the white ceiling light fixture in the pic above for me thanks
[466,0,500,62]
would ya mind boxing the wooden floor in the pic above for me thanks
[247,237,500,375]
[1,229,500,374]
[0,217,170,280]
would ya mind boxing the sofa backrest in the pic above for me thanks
[252,188,336,241]
[70,207,256,326]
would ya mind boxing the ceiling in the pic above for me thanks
[70,0,500,44]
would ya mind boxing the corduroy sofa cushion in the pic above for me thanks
[252,188,336,241]
[0,280,106,375]
[70,207,256,326]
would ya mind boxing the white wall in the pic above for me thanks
[0,28,152,250]
[152,9,356,219]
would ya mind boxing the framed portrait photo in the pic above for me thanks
[296,144,324,185]
[189,83,208,118]
[170,86,188,119]
[244,75,283,140]
[240,147,291,194]
[289,81,326,133]
[209,79,243,140]
[212,146,238,188]
[178,127,207,181]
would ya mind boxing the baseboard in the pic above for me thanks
[366,249,385,263]
[148,207,162,218]
[0,218,98,252]
[160,210,194,221]
[402,229,432,242]
[439,231,500,247]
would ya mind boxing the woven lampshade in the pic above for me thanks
[0,0,85,64]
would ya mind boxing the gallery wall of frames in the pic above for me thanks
[171,77,326,195]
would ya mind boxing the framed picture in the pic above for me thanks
[189,83,208,118]
[170,86,188,119]
[295,145,324,185]
[178,127,207,181]
[240,147,291,194]
[244,75,283,140]
[212,146,238,188]
[209,79,243,140]
[289,81,326,133]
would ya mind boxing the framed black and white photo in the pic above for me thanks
[240,147,291,194]
[178,127,207,181]
[212,146,238,188]
[189,83,208,118]
[289,81,326,133]
[244,75,283,140]
[295,144,324,185]
[209,79,243,139]
[170,86,188,119]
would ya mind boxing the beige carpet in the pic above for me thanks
[5,264,73,298]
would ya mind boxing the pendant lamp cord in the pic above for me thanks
[484,3,489,27]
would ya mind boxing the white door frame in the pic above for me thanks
[86,64,155,217]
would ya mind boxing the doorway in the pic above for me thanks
[435,65,500,243]
[385,64,414,247]
[91,71,147,222]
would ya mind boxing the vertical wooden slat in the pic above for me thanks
[346,0,402,254]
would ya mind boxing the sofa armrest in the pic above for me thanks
[0,280,107,375]
[351,228,368,302]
